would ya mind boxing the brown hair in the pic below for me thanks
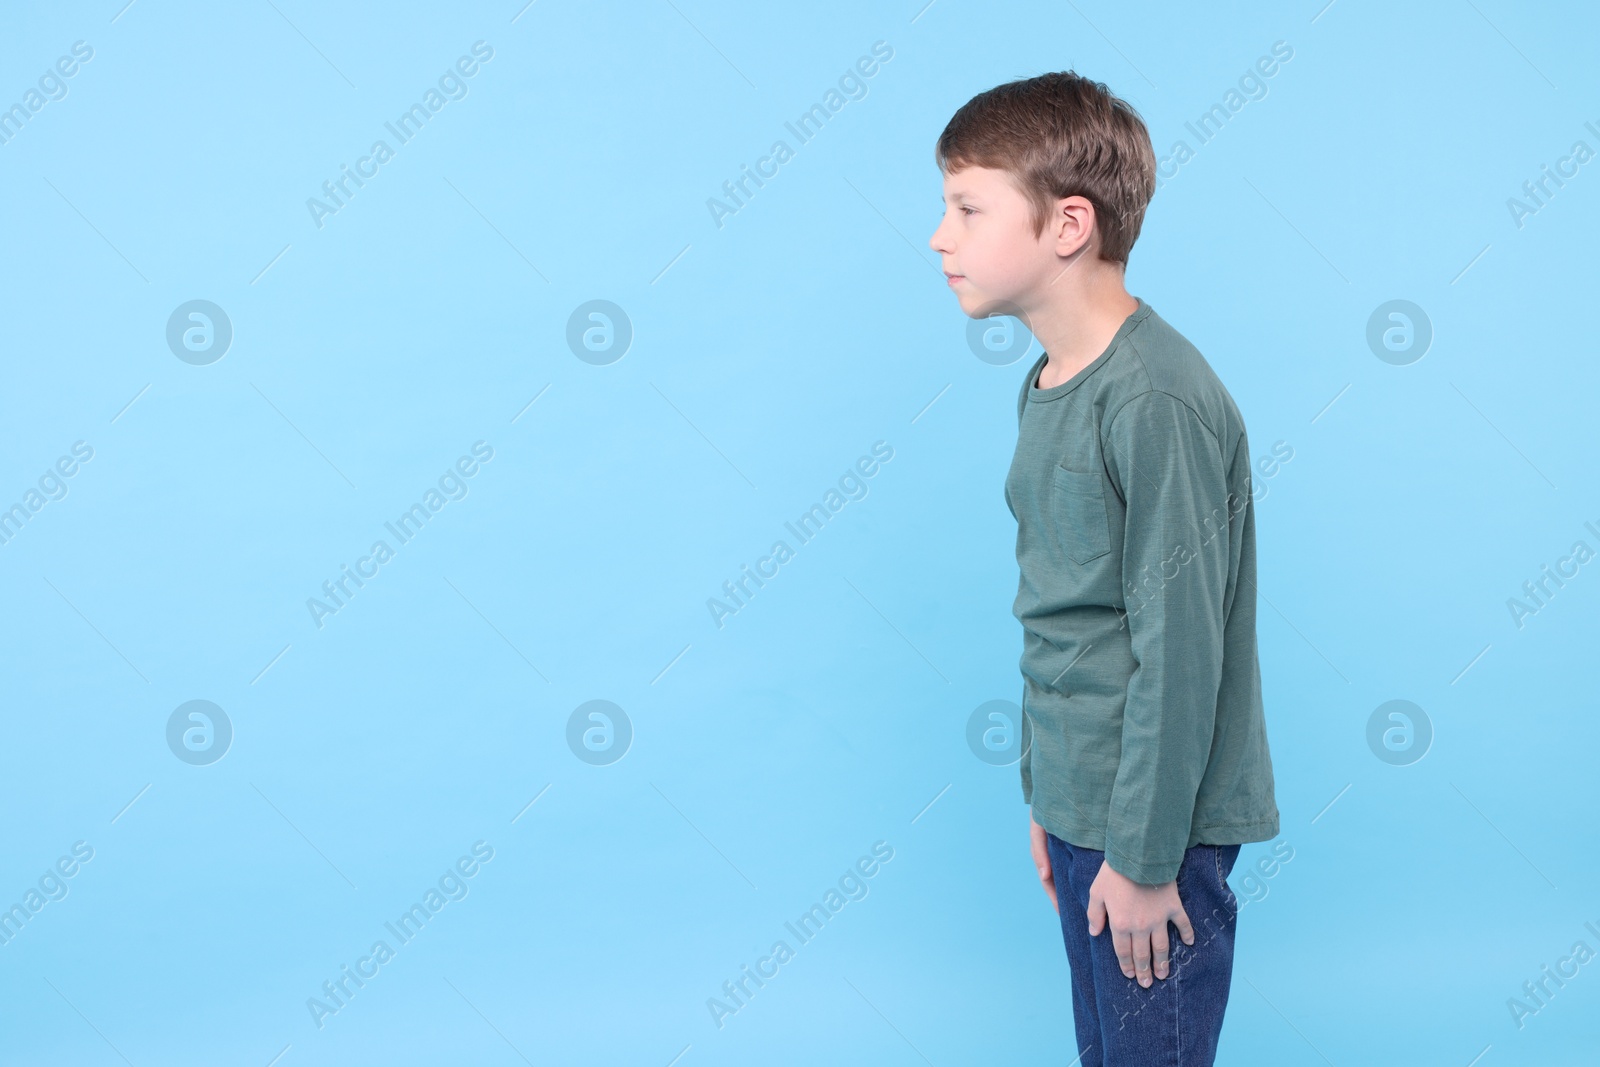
[934,71,1156,265]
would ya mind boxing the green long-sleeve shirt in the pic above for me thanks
[1005,297,1279,885]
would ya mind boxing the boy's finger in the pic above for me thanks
[1132,932,1153,986]
[1086,895,1106,937]
[1152,924,1171,979]
[1113,930,1135,979]
[1173,907,1196,946]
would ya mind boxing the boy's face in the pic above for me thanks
[930,165,1059,319]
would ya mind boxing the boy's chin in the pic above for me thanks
[963,293,1030,325]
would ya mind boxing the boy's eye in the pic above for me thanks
[962,206,976,215]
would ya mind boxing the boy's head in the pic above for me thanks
[930,71,1155,316]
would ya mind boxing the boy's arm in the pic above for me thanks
[1101,390,1233,886]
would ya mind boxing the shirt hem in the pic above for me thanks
[1030,806,1281,883]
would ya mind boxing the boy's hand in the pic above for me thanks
[1028,814,1058,914]
[1087,860,1195,987]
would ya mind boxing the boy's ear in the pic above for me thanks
[1051,195,1098,258]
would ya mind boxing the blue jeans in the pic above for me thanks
[1046,832,1242,1067]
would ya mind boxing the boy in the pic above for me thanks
[929,72,1280,1065]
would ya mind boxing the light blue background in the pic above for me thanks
[2,1,1597,1064]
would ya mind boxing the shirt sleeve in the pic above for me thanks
[1100,391,1232,885]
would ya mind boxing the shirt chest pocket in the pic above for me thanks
[1050,464,1112,565]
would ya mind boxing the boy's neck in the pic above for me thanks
[1030,268,1140,390]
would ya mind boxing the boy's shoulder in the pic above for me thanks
[1010,299,1248,448]
[1102,303,1245,447]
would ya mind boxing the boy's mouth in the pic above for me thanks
[945,272,965,286]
